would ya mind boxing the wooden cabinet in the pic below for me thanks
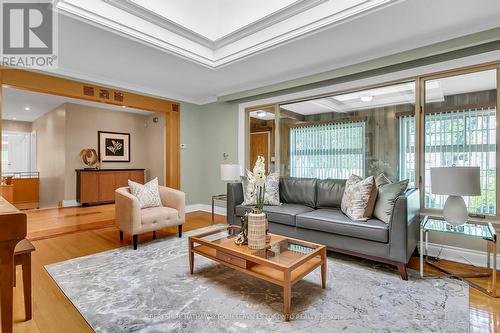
[76,169,145,205]
[79,172,99,204]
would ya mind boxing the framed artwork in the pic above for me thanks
[98,131,130,162]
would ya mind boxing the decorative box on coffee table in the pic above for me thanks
[188,225,327,321]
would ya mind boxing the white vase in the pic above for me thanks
[247,212,267,250]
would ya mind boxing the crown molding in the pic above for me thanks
[103,0,216,49]
[56,0,400,69]
[103,0,328,49]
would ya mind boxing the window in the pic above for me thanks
[289,121,365,179]
[424,108,496,214]
[423,69,497,215]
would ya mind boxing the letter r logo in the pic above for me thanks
[2,2,53,54]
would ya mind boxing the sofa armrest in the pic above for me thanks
[115,187,142,234]
[227,182,244,225]
[159,186,186,220]
[388,188,420,263]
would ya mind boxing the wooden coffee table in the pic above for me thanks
[188,225,327,321]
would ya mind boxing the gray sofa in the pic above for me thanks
[227,177,420,280]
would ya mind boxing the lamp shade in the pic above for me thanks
[220,164,241,181]
[431,166,480,196]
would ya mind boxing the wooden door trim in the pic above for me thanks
[0,68,180,189]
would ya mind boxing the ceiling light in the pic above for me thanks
[24,107,30,111]
[12,117,17,120]
[257,111,267,118]
[121,105,127,108]
[360,96,373,102]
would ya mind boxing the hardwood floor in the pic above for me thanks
[10,207,500,332]
[25,205,116,241]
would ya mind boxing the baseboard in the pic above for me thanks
[62,200,82,208]
[186,204,227,216]
[421,242,498,269]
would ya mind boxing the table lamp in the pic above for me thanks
[220,164,241,182]
[430,166,480,226]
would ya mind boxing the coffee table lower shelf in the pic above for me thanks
[189,240,327,321]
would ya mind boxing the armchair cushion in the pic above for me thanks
[141,206,180,226]
[128,177,162,209]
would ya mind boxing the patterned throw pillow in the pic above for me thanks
[341,175,377,221]
[128,177,163,209]
[242,171,280,206]
[373,174,409,223]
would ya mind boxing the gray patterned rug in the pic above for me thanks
[46,225,469,333]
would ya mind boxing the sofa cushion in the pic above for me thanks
[316,179,346,209]
[279,177,317,208]
[235,204,314,227]
[141,206,179,226]
[373,174,409,224]
[296,209,389,243]
[341,175,377,221]
[241,172,280,206]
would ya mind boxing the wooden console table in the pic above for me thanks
[0,197,27,333]
[76,169,144,205]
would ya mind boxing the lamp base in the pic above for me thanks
[443,195,468,227]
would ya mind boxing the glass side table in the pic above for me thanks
[420,216,497,297]
[211,194,227,223]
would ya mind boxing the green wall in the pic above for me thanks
[179,101,238,205]
[179,102,203,204]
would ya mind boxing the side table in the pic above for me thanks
[420,216,497,297]
[211,194,227,223]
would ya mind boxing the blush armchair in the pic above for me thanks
[115,186,186,249]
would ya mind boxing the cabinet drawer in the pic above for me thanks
[216,250,247,269]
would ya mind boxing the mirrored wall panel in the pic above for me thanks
[279,81,417,185]
[247,106,276,173]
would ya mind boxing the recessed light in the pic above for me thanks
[360,96,373,102]
[257,111,267,118]
[121,105,127,108]
[24,107,30,111]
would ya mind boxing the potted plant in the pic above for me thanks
[247,156,267,249]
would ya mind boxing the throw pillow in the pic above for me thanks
[373,174,409,223]
[242,171,280,206]
[341,174,377,221]
[128,177,163,209]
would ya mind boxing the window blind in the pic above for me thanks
[399,107,496,215]
[399,114,416,188]
[289,120,365,179]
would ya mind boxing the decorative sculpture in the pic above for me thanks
[234,212,249,246]
[80,149,99,169]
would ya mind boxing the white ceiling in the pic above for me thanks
[281,69,497,115]
[43,0,500,104]
[129,0,298,40]
[58,0,381,66]
[2,86,154,122]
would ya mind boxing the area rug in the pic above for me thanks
[46,225,469,332]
